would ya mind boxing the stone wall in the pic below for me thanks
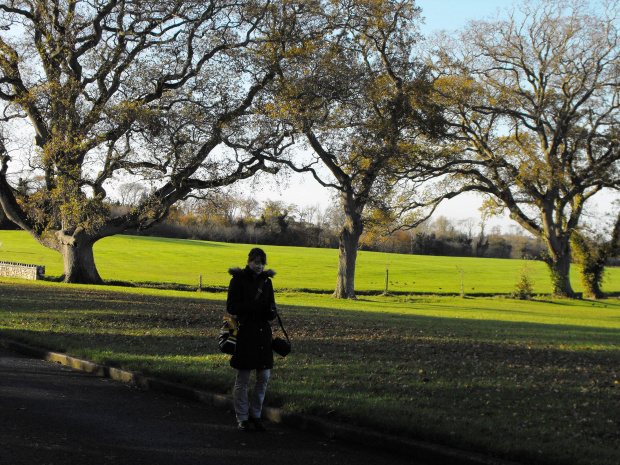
[0,261,45,280]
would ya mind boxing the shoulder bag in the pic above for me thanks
[272,311,291,357]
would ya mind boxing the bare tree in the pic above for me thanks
[118,183,146,207]
[432,0,620,296]
[458,217,478,239]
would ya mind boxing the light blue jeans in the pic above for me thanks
[233,369,270,421]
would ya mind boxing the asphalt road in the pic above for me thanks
[0,346,429,465]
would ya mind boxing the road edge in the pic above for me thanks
[0,337,519,465]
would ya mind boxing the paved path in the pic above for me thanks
[0,346,429,465]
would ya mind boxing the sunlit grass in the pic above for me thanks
[3,230,620,295]
[1,279,619,465]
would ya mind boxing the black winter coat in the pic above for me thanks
[226,266,277,370]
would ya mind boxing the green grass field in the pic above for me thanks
[0,231,619,465]
[2,230,620,295]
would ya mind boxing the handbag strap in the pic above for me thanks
[274,311,290,343]
[254,278,266,300]
[253,276,288,342]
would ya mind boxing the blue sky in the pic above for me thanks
[416,0,514,33]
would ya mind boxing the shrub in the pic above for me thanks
[512,261,534,299]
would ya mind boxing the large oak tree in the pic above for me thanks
[0,0,319,283]
[432,0,620,296]
[263,0,447,298]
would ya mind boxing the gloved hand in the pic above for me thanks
[266,304,277,321]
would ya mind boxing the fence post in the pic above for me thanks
[384,267,389,295]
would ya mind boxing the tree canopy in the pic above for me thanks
[0,0,320,283]
[261,0,447,298]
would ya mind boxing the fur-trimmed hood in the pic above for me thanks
[228,266,276,279]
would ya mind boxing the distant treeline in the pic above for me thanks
[0,195,595,261]
[113,196,548,260]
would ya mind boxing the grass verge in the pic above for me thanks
[0,279,618,465]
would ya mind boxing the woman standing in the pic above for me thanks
[226,248,277,432]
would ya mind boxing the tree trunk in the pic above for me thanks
[536,201,576,298]
[333,209,364,299]
[59,233,103,284]
[572,232,607,299]
[333,227,362,299]
[582,275,605,300]
[544,244,575,298]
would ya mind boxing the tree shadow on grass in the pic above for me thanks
[2,281,619,465]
